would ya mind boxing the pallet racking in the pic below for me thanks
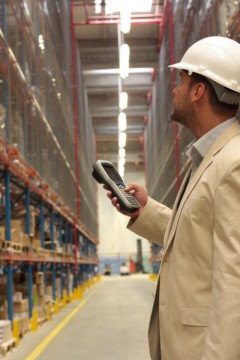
[147,0,240,272]
[0,0,99,348]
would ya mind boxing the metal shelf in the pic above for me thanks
[0,0,99,327]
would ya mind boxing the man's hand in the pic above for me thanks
[103,182,148,218]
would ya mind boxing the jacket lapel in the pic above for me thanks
[164,121,240,253]
[163,165,192,247]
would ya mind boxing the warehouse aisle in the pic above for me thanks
[7,274,156,360]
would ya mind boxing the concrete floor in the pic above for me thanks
[7,274,156,360]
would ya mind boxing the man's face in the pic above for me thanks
[171,70,195,128]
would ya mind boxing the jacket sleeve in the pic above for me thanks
[202,162,240,360]
[127,197,172,246]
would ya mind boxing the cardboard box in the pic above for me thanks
[37,284,44,297]
[11,220,23,243]
[35,272,44,285]
[37,296,46,307]
[22,234,33,247]
[33,238,41,249]
[13,292,22,302]
[46,286,52,296]
[12,206,36,237]
[13,299,28,313]
[11,220,22,230]
[0,226,5,240]
[32,284,37,297]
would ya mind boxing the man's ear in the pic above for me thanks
[192,83,206,101]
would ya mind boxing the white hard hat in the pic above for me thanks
[169,36,240,104]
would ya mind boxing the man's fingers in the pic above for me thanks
[106,191,112,199]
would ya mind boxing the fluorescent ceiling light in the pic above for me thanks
[119,132,126,148]
[95,0,152,14]
[118,112,127,131]
[95,0,101,13]
[118,157,125,167]
[119,92,128,110]
[120,44,130,79]
[132,0,152,12]
[38,34,45,50]
[119,148,126,158]
[120,1,131,33]
[118,164,125,178]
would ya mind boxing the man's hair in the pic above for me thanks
[186,71,239,116]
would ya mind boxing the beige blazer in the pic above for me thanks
[129,121,240,360]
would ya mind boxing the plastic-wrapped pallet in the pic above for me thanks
[0,321,12,344]
[0,320,16,356]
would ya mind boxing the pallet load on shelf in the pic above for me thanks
[0,205,36,250]
[33,272,47,325]
[34,228,62,255]
[13,292,29,337]
[0,221,23,249]
[0,320,16,356]
[45,271,62,303]
[55,278,62,301]
[10,220,23,244]
[11,206,36,238]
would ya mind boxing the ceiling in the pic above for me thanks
[72,1,164,173]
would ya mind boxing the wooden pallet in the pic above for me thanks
[0,240,22,253]
[37,316,47,326]
[0,240,11,250]
[10,242,22,253]
[0,338,16,356]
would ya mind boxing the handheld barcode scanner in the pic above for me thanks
[92,160,140,212]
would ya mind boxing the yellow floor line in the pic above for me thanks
[26,282,102,360]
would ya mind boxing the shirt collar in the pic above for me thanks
[187,117,236,164]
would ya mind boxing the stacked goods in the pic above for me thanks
[14,272,26,296]
[10,220,23,244]
[13,273,29,335]
[22,234,33,248]
[0,320,15,355]
[45,285,52,299]
[35,272,45,306]
[56,242,62,254]
[13,293,29,336]
[0,321,12,344]
[0,221,22,244]
[33,272,47,324]
[32,237,41,250]
[46,271,62,300]
[34,229,62,254]
[45,271,54,301]
[55,278,61,300]
[11,206,36,238]
[0,206,36,246]
[0,227,4,241]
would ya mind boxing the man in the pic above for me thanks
[105,36,240,360]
